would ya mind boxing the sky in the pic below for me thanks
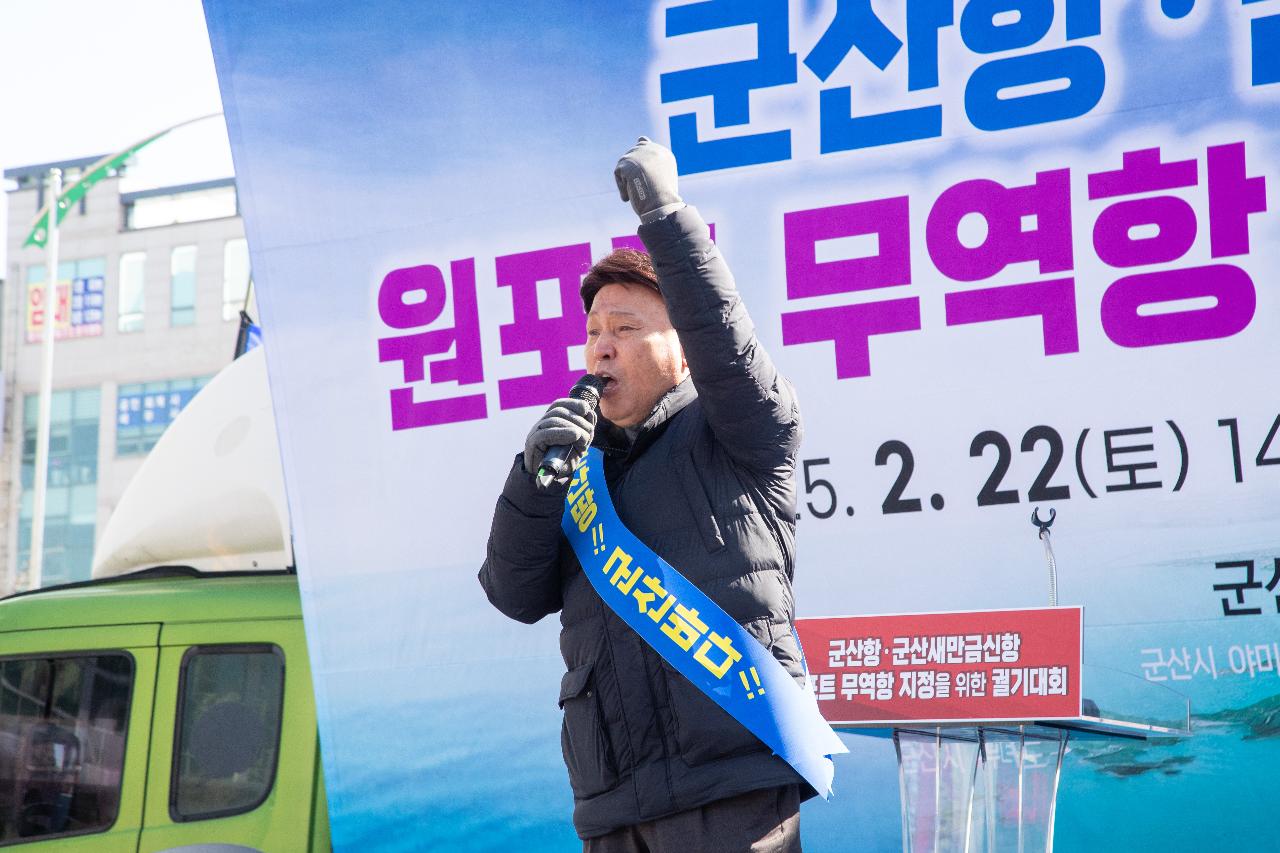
[1,0,232,269]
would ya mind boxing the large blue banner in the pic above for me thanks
[203,2,1280,850]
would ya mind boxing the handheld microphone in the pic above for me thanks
[536,374,608,491]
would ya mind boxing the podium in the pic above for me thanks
[798,614,1191,853]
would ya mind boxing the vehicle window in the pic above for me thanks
[0,653,133,844]
[172,646,284,822]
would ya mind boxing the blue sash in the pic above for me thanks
[561,447,847,797]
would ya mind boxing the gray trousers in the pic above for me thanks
[582,785,802,853]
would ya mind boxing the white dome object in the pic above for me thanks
[92,346,293,578]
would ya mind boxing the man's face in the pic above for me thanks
[585,282,688,428]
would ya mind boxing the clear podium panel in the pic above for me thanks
[893,726,1069,853]
[970,728,1067,853]
[894,729,980,853]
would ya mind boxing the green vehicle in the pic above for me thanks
[0,570,328,851]
[0,350,330,850]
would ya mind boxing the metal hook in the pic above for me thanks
[1031,507,1056,537]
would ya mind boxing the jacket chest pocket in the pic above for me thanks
[673,449,725,553]
[558,663,619,798]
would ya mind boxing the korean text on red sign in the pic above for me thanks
[796,606,1083,724]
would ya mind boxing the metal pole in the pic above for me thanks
[29,168,62,589]
[241,269,254,314]
[1016,728,1026,853]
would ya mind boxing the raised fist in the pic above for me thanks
[614,137,683,223]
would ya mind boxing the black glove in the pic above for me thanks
[614,136,684,224]
[523,397,596,481]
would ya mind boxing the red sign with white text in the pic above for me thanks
[796,607,1083,725]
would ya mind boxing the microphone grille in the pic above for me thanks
[570,374,607,403]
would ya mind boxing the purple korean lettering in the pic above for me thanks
[780,196,918,379]
[945,278,1079,355]
[1088,146,1198,267]
[1206,142,1267,258]
[785,198,911,297]
[1101,266,1255,348]
[928,169,1073,280]
[928,169,1078,355]
[1089,144,1262,348]
[376,259,486,429]
[496,243,591,410]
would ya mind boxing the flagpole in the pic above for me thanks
[29,168,63,589]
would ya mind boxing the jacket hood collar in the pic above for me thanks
[594,376,696,457]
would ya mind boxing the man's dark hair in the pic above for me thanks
[580,248,660,312]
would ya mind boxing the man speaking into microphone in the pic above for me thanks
[480,138,833,852]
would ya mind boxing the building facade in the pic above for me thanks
[2,158,254,594]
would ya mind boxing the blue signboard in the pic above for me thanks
[116,387,200,430]
[69,275,105,329]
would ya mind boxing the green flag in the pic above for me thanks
[23,113,221,248]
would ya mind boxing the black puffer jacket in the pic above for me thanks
[479,206,805,839]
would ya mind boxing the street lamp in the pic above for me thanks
[21,113,221,589]
[27,168,63,588]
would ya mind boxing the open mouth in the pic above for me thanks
[600,379,621,405]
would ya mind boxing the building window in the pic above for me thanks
[116,377,211,456]
[124,183,238,230]
[223,238,250,321]
[170,245,197,326]
[0,653,133,842]
[70,257,107,280]
[118,252,146,333]
[19,388,100,586]
[171,646,284,821]
[26,257,107,284]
